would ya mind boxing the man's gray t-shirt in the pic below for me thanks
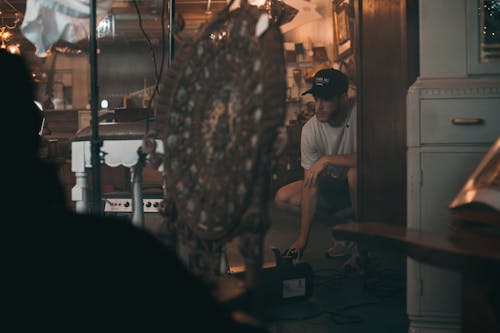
[300,101,356,179]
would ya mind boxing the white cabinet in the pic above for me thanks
[406,78,500,333]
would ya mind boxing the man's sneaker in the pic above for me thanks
[342,244,364,275]
[335,207,355,220]
[325,239,355,258]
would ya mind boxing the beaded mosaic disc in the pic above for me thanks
[155,3,286,240]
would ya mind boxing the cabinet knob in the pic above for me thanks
[451,118,484,125]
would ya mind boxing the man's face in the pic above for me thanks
[314,95,342,123]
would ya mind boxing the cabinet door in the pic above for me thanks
[420,151,486,232]
[407,149,487,332]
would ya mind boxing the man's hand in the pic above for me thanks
[304,157,328,188]
[287,238,307,260]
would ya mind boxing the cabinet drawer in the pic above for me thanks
[420,99,500,144]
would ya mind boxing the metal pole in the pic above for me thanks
[168,0,175,65]
[89,0,102,214]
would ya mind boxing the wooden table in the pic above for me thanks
[71,121,163,226]
[332,218,500,333]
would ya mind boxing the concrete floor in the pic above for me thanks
[224,203,409,333]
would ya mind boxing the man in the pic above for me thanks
[274,68,357,258]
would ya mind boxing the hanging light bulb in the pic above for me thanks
[0,8,22,54]
[6,43,20,54]
[249,0,267,6]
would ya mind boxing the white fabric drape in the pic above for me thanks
[21,0,113,57]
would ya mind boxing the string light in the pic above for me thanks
[482,0,500,43]
[0,1,23,54]
[478,0,500,62]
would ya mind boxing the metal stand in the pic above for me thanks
[89,0,103,215]
[131,151,146,227]
[87,0,176,216]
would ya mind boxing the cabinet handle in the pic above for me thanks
[451,118,484,125]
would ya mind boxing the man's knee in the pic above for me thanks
[274,187,288,207]
[274,181,302,211]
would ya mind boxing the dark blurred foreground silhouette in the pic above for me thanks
[0,49,267,332]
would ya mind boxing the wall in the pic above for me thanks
[56,55,91,109]
[31,0,336,113]
[29,0,344,206]
[419,0,467,77]
[27,53,90,110]
[280,0,357,126]
[283,0,334,62]
[419,0,500,77]
[34,46,158,111]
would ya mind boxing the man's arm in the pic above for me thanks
[319,153,357,168]
[304,153,357,188]
[287,168,318,256]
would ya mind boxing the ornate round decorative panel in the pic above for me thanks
[156,3,286,240]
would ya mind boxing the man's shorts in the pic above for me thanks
[317,177,351,214]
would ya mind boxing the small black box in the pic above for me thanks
[260,260,314,305]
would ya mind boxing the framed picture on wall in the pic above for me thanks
[333,0,353,59]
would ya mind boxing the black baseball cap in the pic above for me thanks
[301,68,348,99]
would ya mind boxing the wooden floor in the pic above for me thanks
[129,202,409,333]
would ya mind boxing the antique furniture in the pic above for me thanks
[332,216,500,333]
[401,1,500,329]
[405,77,500,332]
[146,0,287,309]
[71,121,163,227]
